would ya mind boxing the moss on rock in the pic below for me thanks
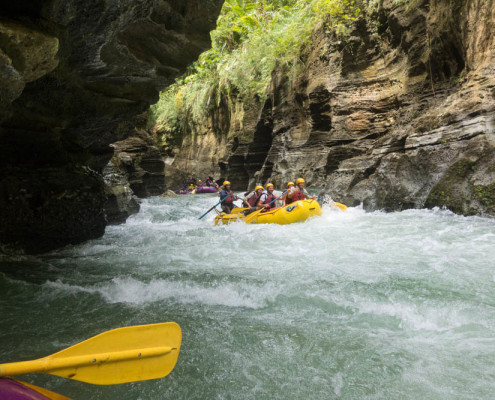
[472,183,495,214]
[425,159,477,214]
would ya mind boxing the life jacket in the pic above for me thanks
[247,192,262,207]
[292,189,306,202]
[221,190,234,203]
[262,192,277,208]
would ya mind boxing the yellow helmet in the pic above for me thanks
[287,181,294,187]
[296,178,305,184]
[224,181,231,186]
[255,185,264,191]
[266,183,274,189]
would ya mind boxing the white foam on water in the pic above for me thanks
[355,298,469,332]
[42,277,279,309]
[5,195,495,399]
[331,372,345,396]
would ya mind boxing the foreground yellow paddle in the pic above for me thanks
[0,322,181,385]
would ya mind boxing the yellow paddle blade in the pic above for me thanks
[332,202,347,211]
[0,322,181,385]
[244,208,264,224]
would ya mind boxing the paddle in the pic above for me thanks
[245,190,288,224]
[332,202,347,211]
[199,194,231,220]
[0,322,181,385]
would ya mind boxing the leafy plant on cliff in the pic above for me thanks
[150,0,362,146]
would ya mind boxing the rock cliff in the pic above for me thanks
[166,0,495,216]
[0,0,223,253]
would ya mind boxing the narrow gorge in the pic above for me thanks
[162,0,495,215]
[2,2,495,398]
[1,0,494,254]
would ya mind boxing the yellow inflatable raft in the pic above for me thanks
[214,199,322,226]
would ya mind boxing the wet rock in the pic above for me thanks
[0,0,223,253]
[103,160,140,225]
[0,19,59,122]
[110,129,166,198]
[160,190,178,198]
[0,166,106,254]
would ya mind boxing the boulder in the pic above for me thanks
[160,190,178,198]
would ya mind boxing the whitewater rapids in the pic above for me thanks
[1,195,495,399]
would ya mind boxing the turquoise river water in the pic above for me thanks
[1,195,495,399]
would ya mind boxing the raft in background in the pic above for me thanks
[194,187,218,194]
[179,186,219,195]
[214,199,322,225]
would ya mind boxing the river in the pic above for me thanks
[1,195,495,399]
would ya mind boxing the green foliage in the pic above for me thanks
[313,0,361,34]
[150,0,362,140]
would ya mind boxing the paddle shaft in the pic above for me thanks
[266,190,287,208]
[0,347,173,377]
[199,194,231,220]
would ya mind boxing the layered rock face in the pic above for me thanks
[0,0,223,253]
[104,122,168,224]
[168,0,495,216]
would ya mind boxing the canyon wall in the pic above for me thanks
[0,0,224,253]
[167,0,495,216]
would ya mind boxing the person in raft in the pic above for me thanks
[286,178,316,204]
[280,181,294,206]
[242,185,264,215]
[257,183,277,211]
[219,181,239,214]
